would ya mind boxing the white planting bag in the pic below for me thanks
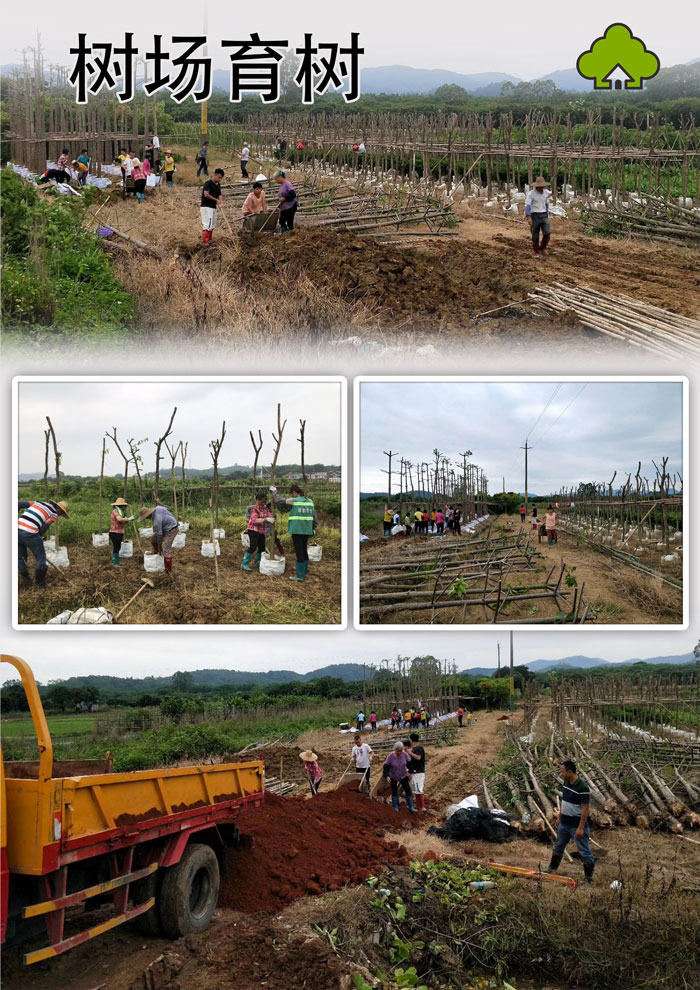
[172,533,186,549]
[213,528,226,540]
[241,531,250,548]
[47,610,73,624]
[44,536,56,551]
[92,533,110,548]
[307,544,323,561]
[259,551,285,576]
[140,526,154,537]
[178,521,189,533]
[144,552,165,573]
[119,541,133,558]
[201,540,220,557]
[390,525,404,537]
[68,607,114,624]
[46,546,69,568]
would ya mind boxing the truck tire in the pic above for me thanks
[159,844,220,939]
[132,868,163,936]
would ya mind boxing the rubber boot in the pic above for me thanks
[164,556,172,574]
[532,240,540,256]
[151,538,159,554]
[544,852,562,874]
[111,551,121,566]
[35,566,51,589]
[202,229,208,244]
[254,551,262,568]
[583,861,595,884]
[406,795,417,814]
[241,552,253,572]
[290,561,308,582]
[391,796,399,812]
[19,570,33,588]
[540,233,551,258]
[419,794,427,812]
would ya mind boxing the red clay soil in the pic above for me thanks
[221,787,420,911]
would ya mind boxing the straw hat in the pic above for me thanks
[534,176,548,188]
[49,500,69,519]
[255,173,268,182]
[112,497,129,507]
[132,157,141,166]
[299,750,318,762]
[138,506,156,522]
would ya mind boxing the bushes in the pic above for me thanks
[1,169,133,335]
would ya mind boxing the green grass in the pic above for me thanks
[1,714,96,739]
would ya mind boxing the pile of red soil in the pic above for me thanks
[220,787,420,911]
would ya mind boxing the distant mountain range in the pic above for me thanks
[18,464,340,482]
[33,654,697,691]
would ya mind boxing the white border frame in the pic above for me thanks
[13,375,348,632]
[353,375,689,632]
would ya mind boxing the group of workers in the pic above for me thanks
[17,484,317,587]
[518,504,559,548]
[383,504,465,538]
[300,732,427,813]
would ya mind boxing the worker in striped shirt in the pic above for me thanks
[545,759,595,883]
[18,499,69,588]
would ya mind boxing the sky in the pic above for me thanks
[2,1,697,81]
[17,380,342,475]
[1,628,698,683]
[359,381,683,495]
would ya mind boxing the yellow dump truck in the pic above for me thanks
[0,654,265,965]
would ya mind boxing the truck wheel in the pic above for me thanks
[159,844,220,938]
[133,868,163,936]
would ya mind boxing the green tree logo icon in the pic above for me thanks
[577,23,660,90]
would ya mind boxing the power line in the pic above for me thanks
[525,383,563,442]
[530,384,588,448]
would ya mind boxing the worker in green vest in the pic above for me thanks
[270,483,317,582]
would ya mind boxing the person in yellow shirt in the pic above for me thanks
[414,508,423,535]
[164,151,176,187]
[383,506,393,537]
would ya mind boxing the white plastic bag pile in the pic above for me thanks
[47,607,113,624]
[86,175,112,189]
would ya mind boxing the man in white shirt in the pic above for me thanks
[352,733,373,792]
[239,144,250,179]
[524,175,552,258]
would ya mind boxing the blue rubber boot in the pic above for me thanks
[241,552,253,572]
[111,552,121,566]
[407,795,417,814]
[391,796,399,812]
[254,552,262,568]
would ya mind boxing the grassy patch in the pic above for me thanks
[1,715,96,738]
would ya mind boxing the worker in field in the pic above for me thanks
[238,142,251,179]
[17,498,69,588]
[273,170,298,232]
[404,511,412,536]
[241,181,268,223]
[457,706,464,727]
[242,492,274,571]
[383,505,393,536]
[531,505,539,534]
[390,707,399,729]
[382,740,416,813]
[525,176,552,258]
[356,709,366,732]
[109,497,135,567]
[407,733,427,812]
[369,710,378,732]
[139,502,179,574]
[270,483,317,581]
[413,507,423,534]
[131,158,147,204]
[544,505,558,548]
[245,498,285,559]
[200,168,225,245]
[519,504,526,524]
[545,760,595,884]
[352,732,373,791]
[76,149,91,185]
[300,750,323,796]
[163,150,176,187]
[196,140,209,178]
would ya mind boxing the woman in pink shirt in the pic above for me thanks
[544,506,558,547]
[109,497,134,567]
[300,750,323,796]
[435,509,445,537]
[242,491,274,571]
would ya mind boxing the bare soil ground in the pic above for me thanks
[359,522,682,625]
[4,710,698,990]
[17,532,341,626]
[81,150,700,358]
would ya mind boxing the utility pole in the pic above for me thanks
[509,631,514,711]
[382,449,397,502]
[497,641,501,673]
[521,441,530,512]
[201,0,209,143]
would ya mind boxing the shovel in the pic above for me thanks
[114,577,155,622]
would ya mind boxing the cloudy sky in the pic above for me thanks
[360,381,683,495]
[1,627,698,683]
[2,1,695,80]
[17,380,342,475]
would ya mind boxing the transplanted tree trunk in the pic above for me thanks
[154,407,177,502]
[209,422,226,530]
[106,428,131,502]
[164,439,182,521]
[269,404,287,560]
[127,437,148,512]
[298,419,307,483]
[99,437,107,533]
[43,429,50,501]
[180,442,188,520]
[46,417,60,550]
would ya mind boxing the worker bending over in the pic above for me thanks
[18,498,69,588]
[139,502,179,574]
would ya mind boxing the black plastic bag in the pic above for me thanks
[428,807,518,843]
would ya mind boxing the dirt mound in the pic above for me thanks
[222,788,420,911]
[231,229,532,326]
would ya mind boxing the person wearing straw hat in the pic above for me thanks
[525,176,552,258]
[109,497,135,567]
[131,158,147,204]
[17,498,69,589]
[138,502,178,574]
[300,750,323,796]
[163,150,176,187]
